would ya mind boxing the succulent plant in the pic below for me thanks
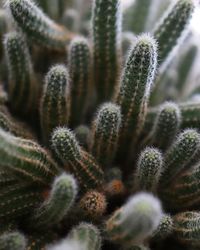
[0,0,199,249]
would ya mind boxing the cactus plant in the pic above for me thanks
[0,0,199,249]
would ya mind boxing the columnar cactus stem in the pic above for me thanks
[30,173,77,227]
[150,102,181,150]
[0,129,59,185]
[163,162,200,209]
[123,0,152,34]
[68,37,92,126]
[90,103,121,167]
[51,127,104,192]
[4,32,38,116]
[154,0,195,64]
[0,232,26,250]
[145,102,200,140]
[40,65,70,145]
[92,0,122,103]
[160,129,200,187]
[8,0,74,50]
[152,214,174,240]
[134,147,163,192]
[0,108,35,139]
[105,193,162,247]
[115,34,157,156]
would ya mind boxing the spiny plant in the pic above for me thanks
[0,0,199,249]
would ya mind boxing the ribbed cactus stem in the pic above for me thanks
[0,108,35,139]
[0,232,26,250]
[173,212,200,247]
[115,34,157,155]
[68,37,92,126]
[154,0,195,64]
[160,129,200,186]
[31,173,77,227]
[8,0,74,50]
[40,65,70,145]
[0,128,59,185]
[92,0,122,103]
[151,102,181,150]
[51,127,104,192]
[4,32,38,115]
[105,192,162,247]
[134,147,163,192]
[163,162,200,209]
[0,182,43,221]
[90,103,121,168]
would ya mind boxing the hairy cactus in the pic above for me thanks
[0,0,199,249]
[105,193,162,247]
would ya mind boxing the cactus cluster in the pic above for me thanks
[0,0,199,249]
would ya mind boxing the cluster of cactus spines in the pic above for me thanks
[0,0,200,249]
[115,34,157,156]
[7,0,74,50]
[92,0,122,103]
[0,232,26,250]
[105,193,162,247]
[153,0,195,64]
[90,102,121,167]
[68,37,91,126]
[4,32,38,116]
[40,65,70,145]
[134,147,163,192]
[52,127,104,191]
